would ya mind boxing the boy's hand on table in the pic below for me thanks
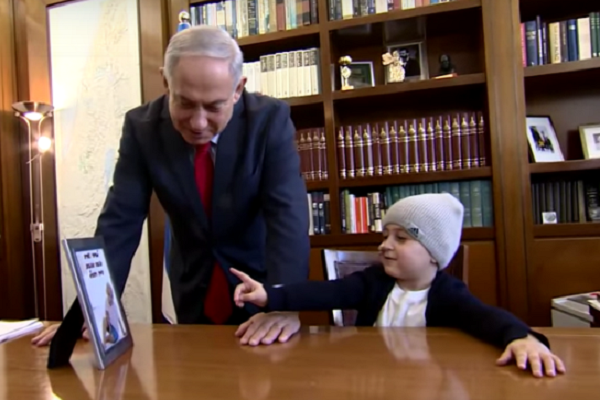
[231,268,268,308]
[31,323,90,347]
[497,335,566,378]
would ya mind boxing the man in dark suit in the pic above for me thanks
[32,25,309,347]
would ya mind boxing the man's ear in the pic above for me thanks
[233,76,247,103]
[159,67,169,92]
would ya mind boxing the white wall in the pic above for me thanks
[48,0,152,323]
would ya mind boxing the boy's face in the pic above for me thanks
[378,224,437,281]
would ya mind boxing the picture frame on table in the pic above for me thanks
[525,116,565,163]
[579,123,600,159]
[385,41,429,83]
[62,236,133,370]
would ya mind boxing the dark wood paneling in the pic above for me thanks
[140,0,170,323]
[13,0,62,321]
[530,238,600,326]
[302,240,498,326]
[525,72,600,161]
[481,0,530,321]
[0,0,32,319]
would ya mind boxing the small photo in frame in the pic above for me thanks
[579,123,600,159]
[525,116,564,162]
[386,41,428,82]
[62,237,133,370]
[341,61,375,89]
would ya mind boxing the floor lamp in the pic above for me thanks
[12,101,54,318]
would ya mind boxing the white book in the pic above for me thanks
[235,0,243,37]
[288,50,298,97]
[253,61,262,94]
[0,319,43,344]
[307,193,314,235]
[267,54,276,97]
[275,53,283,98]
[281,53,290,98]
[303,50,312,96]
[376,0,387,13]
[260,56,269,95]
[296,51,305,97]
[578,17,592,60]
[548,22,561,64]
[309,48,320,95]
[342,0,353,19]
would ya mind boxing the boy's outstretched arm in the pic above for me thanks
[230,268,367,312]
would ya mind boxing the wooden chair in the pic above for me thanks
[322,245,469,327]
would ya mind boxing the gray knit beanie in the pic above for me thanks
[382,193,464,269]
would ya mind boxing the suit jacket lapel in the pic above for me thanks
[212,93,246,236]
[159,98,209,232]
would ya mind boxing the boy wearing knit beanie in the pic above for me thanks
[231,193,565,378]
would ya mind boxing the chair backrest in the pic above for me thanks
[322,245,469,326]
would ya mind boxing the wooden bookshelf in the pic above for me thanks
[236,25,320,47]
[529,159,600,174]
[306,181,329,191]
[332,73,486,101]
[533,223,600,238]
[151,0,600,327]
[525,58,600,78]
[339,167,492,188]
[310,227,494,246]
[325,0,482,31]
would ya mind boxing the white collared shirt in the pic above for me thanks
[375,284,429,327]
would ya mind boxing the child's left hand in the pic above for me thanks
[496,335,566,378]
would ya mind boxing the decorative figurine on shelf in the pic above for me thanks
[435,54,458,79]
[177,10,192,32]
[382,50,406,83]
[339,56,354,90]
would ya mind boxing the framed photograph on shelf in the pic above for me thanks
[525,116,564,163]
[579,123,600,159]
[385,41,428,82]
[341,61,375,89]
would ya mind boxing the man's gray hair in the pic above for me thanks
[164,26,244,86]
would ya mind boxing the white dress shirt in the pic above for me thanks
[375,283,430,327]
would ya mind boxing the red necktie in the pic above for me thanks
[194,142,232,324]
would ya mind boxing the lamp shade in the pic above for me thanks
[12,101,54,121]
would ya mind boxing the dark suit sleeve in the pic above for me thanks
[265,271,369,312]
[94,113,152,296]
[259,103,310,285]
[444,278,549,349]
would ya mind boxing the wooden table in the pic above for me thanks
[1,325,600,399]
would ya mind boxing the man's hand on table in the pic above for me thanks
[496,335,566,378]
[235,312,300,346]
[31,323,90,347]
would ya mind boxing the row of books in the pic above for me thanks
[308,191,331,235]
[521,13,600,67]
[296,128,328,181]
[532,179,600,224]
[190,0,318,39]
[341,179,493,233]
[244,48,321,98]
[336,112,487,180]
[328,0,454,21]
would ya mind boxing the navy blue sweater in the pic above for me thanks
[265,265,549,349]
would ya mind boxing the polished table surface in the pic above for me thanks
[1,325,600,399]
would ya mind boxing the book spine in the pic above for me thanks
[427,117,436,172]
[417,118,429,172]
[372,123,382,176]
[434,117,444,171]
[337,127,346,179]
[320,129,328,180]
[381,122,392,175]
[469,112,479,168]
[567,19,579,62]
[398,121,409,174]
[460,113,471,169]
[443,117,453,170]
[525,21,539,66]
[577,17,592,60]
[408,120,419,173]
[451,115,462,170]
[470,180,483,227]
[477,112,486,167]
[345,126,355,178]
[312,129,322,180]
[362,125,374,177]
[459,181,472,228]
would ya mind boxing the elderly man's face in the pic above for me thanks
[165,56,245,145]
